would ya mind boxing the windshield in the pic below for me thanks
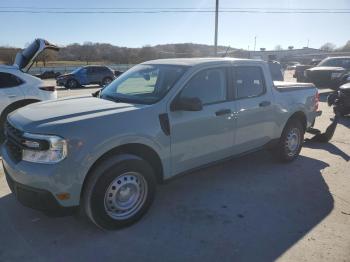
[318,58,350,68]
[100,64,187,104]
[71,67,83,74]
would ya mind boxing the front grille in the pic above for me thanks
[5,121,24,163]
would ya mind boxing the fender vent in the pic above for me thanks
[159,113,170,136]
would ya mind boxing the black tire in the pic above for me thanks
[274,119,304,162]
[101,77,113,86]
[0,113,6,143]
[66,79,79,89]
[82,154,156,230]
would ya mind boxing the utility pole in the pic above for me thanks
[254,36,257,51]
[214,0,219,56]
[307,39,310,48]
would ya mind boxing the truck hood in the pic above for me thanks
[8,96,146,132]
[13,39,59,71]
[308,66,345,72]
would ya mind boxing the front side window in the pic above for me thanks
[234,66,265,99]
[180,68,227,105]
[101,64,187,104]
[0,73,23,88]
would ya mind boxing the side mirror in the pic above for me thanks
[171,97,203,111]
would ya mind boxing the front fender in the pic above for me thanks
[77,134,170,184]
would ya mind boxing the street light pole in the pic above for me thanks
[254,36,257,51]
[214,0,219,56]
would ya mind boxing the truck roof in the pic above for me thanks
[143,57,259,66]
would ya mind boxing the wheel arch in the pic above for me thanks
[285,111,307,132]
[1,99,40,120]
[80,143,164,201]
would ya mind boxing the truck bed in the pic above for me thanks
[274,81,315,92]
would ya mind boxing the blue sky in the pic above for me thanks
[0,0,349,50]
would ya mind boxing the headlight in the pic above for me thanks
[22,133,67,164]
[331,72,342,79]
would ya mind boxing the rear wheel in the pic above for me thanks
[274,120,304,162]
[101,77,113,86]
[82,155,156,230]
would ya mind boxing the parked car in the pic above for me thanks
[114,70,124,78]
[0,39,58,141]
[294,59,321,82]
[2,58,321,230]
[35,70,61,79]
[56,65,115,88]
[285,61,301,70]
[268,60,284,81]
[327,82,350,116]
[305,56,350,89]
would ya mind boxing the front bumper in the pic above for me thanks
[4,165,77,216]
[1,141,83,209]
[56,78,67,86]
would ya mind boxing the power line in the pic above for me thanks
[0,9,349,14]
[0,6,350,11]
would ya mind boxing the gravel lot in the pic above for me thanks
[0,71,349,262]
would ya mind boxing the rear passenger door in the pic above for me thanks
[232,66,276,153]
[87,67,100,84]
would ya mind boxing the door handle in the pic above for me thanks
[8,95,17,98]
[215,109,232,116]
[259,101,271,107]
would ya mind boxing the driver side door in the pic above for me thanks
[168,67,237,175]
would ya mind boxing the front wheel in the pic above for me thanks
[82,155,156,230]
[274,120,304,162]
[66,79,79,89]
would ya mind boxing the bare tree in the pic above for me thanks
[36,49,57,67]
[338,40,350,52]
[0,47,19,65]
[320,42,336,51]
[274,45,283,51]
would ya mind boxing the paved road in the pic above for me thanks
[0,76,349,262]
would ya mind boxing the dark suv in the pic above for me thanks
[305,57,350,90]
[57,65,115,88]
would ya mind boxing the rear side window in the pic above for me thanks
[180,68,227,105]
[233,66,265,99]
[0,72,23,88]
[95,67,110,73]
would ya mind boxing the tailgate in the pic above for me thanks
[274,81,316,92]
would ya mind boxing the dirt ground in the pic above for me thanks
[0,71,349,262]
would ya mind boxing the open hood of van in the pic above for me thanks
[13,39,59,71]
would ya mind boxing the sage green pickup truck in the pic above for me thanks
[2,58,321,230]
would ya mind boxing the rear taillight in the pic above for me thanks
[314,91,320,111]
[39,86,56,92]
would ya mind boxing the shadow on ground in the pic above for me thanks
[337,115,350,128]
[0,150,333,262]
[304,140,350,161]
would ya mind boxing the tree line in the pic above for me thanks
[0,42,229,66]
[1,41,349,66]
